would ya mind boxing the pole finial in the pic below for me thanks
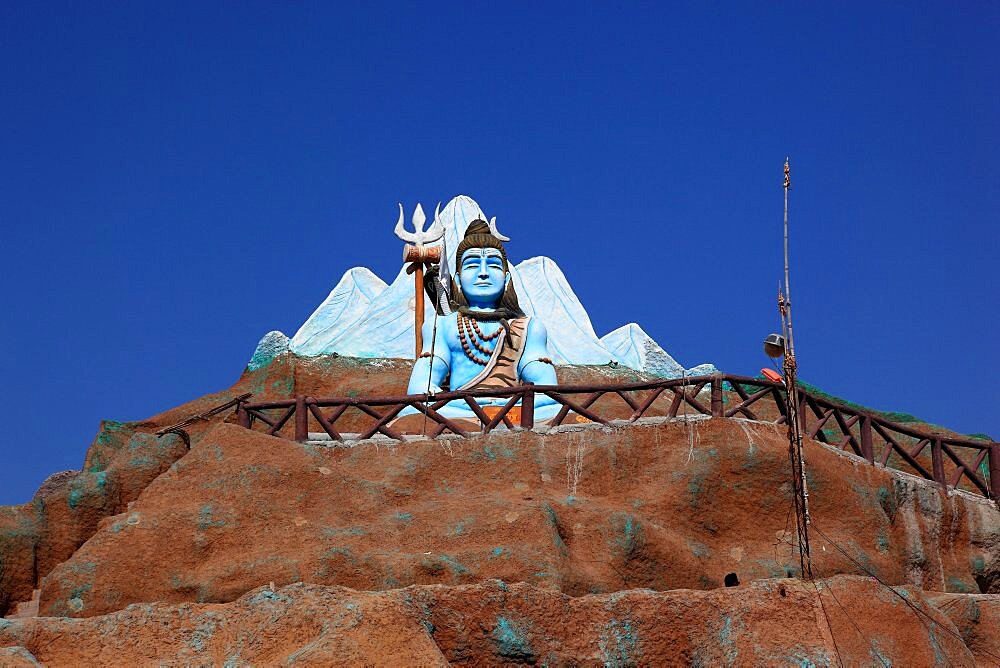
[784,158,791,190]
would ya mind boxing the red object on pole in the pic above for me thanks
[761,368,783,383]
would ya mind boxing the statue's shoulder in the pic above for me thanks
[522,315,546,337]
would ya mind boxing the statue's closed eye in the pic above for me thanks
[462,258,503,269]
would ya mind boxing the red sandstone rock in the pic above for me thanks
[0,429,186,616]
[4,591,38,620]
[4,353,999,665]
[0,358,376,612]
[928,591,1000,663]
[36,418,998,621]
[1,356,650,617]
[1,577,989,665]
[32,471,80,501]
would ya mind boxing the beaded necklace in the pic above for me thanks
[457,313,502,365]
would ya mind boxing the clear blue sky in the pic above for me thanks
[2,2,997,504]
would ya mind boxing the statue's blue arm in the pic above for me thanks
[406,316,450,395]
[518,318,557,406]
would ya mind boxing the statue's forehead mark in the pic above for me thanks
[460,248,503,263]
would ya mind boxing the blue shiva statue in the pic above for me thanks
[405,219,558,421]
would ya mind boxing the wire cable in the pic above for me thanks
[810,575,846,668]
[681,368,695,464]
[773,494,796,566]
[811,522,1000,665]
[811,563,890,667]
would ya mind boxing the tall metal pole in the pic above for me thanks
[781,158,813,580]
[783,159,796,360]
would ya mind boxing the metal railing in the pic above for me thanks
[236,374,1000,500]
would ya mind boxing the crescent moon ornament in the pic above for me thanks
[488,216,510,242]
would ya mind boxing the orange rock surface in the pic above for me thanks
[2,577,993,665]
[2,354,998,665]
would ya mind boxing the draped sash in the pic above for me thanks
[455,316,530,392]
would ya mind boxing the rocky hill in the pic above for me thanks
[1,355,998,665]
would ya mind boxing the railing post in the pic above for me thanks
[710,375,723,417]
[860,416,874,463]
[295,395,308,442]
[989,444,1000,501]
[520,384,535,430]
[931,438,946,490]
[237,402,251,429]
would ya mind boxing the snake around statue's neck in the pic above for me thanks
[457,306,515,339]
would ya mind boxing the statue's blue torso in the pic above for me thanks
[406,312,555,396]
[403,240,558,418]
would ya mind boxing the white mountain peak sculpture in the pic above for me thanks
[601,323,718,379]
[251,195,715,377]
[289,267,388,357]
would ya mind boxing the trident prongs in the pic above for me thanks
[488,216,510,242]
[429,202,444,242]
[394,202,445,246]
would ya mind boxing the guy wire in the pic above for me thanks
[810,562,891,668]
[682,366,695,464]
[811,521,1000,665]
[812,574,846,668]
[422,285,440,437]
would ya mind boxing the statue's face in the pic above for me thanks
[458,247,506,307]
